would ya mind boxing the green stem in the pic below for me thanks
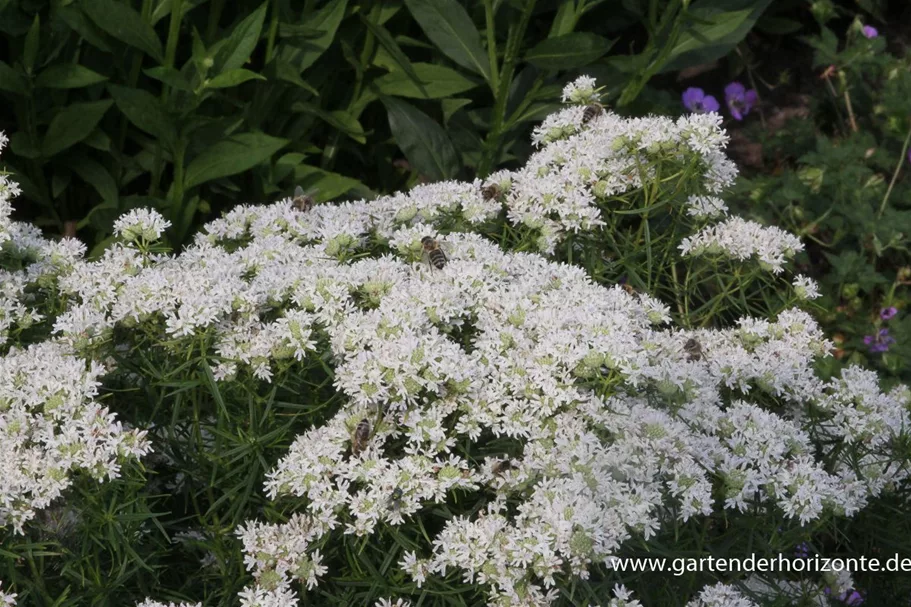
[483,0,499,93]
[206,0,226,42]
[264,0,280,65]
[478,0,537,176]
[877,123,911,218]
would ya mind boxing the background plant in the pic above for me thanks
[724,3,911,386]
[0,0,775,253]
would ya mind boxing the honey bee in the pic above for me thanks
[421,236,448,270]
[620,282,637,296]
[389,486,404,511]
[581,102,604,124]
[481,183,502,201]
[351,418,371,456]
[683,337,703,362]
[491,459,513,476]
[291,186,316,212]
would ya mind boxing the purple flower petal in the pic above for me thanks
[881,306,898,320]
[724,82,746,99]
[702,95,720,113]
[862,25,878,39]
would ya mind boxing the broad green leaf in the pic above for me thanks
[81,0,164,62]
[374,63,477,99]
[0,60,28,95]
[441,97,472,123]
[659,0,774,72]
[108,84,177,146]
[42,99,113,157]
[280,0,348,72]
[36,64,108,88]
[403,0,490,81]
[65,156,119,204]
[525,32,614,70]
[10,132,41,159]
[292,102,366,143]
[212,2,268,73]
[144,66,194,91]
[293,164,372,202]
[23,15,40,73]
[205,68,266,89]
[183,132,288,189]
[383,97,459,181]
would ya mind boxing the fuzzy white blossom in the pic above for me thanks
[136,601,202,607]
[793,274,821,300]
[679,216,804,273]
[685,583,758,607]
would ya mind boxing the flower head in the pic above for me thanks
[682,88,720,114]
[724,82,758,121]
[880,307,898,321]
[861,25,878,39]
[864,328,895,353]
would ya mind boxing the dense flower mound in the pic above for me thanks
[1,80,909,606]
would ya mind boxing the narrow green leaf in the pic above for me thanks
[383,97,459,181]
[268,59,320,95]
[205,68,266,89]
[360,15,424,95]
[35,64,108,88]
[404,0,490,81]
[65,156,119,204]
[374,62,477,99]
[548,0,578,38]
[0,60,28,95]
[183,132,288,189]
[57,5,113,53]
[279,0,348,71]
[42,100,113,157]
[212,1,268,73]
[293,164,372,202]
[660,0,774,72]
[108,84,177,146]
[144,66,194,91]
[23,14,40,74]
[277,23,323,39]
[81,0,164,62]
[525,32,614,70]
[292,102,366,144]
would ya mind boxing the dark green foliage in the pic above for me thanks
[0,0,773,252]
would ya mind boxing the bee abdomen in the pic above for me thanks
[582,103,604,124]
[428,250,447,269]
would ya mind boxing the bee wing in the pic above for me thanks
[294,185,305,197]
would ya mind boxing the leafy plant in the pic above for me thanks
[0,0,774,252]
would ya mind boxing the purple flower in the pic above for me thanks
[864,328,895,353]
[682,88,720,114]
[840,590,865,606]
[794,541,810,558]
[862,25,878,39]
[724,82,758,121]
[881,306,898,320]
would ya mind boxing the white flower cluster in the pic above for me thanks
[679,216,804,273]
[136,601,202,607]
[0,581,15,607]
[1,132,22,247]
[113,208,172,242]
[0,78,904,605]
[0,342,151,533]
[685,583,757,607]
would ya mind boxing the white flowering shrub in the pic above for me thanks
[2,79,910,606]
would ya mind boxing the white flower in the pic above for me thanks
[793,274,821,300]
